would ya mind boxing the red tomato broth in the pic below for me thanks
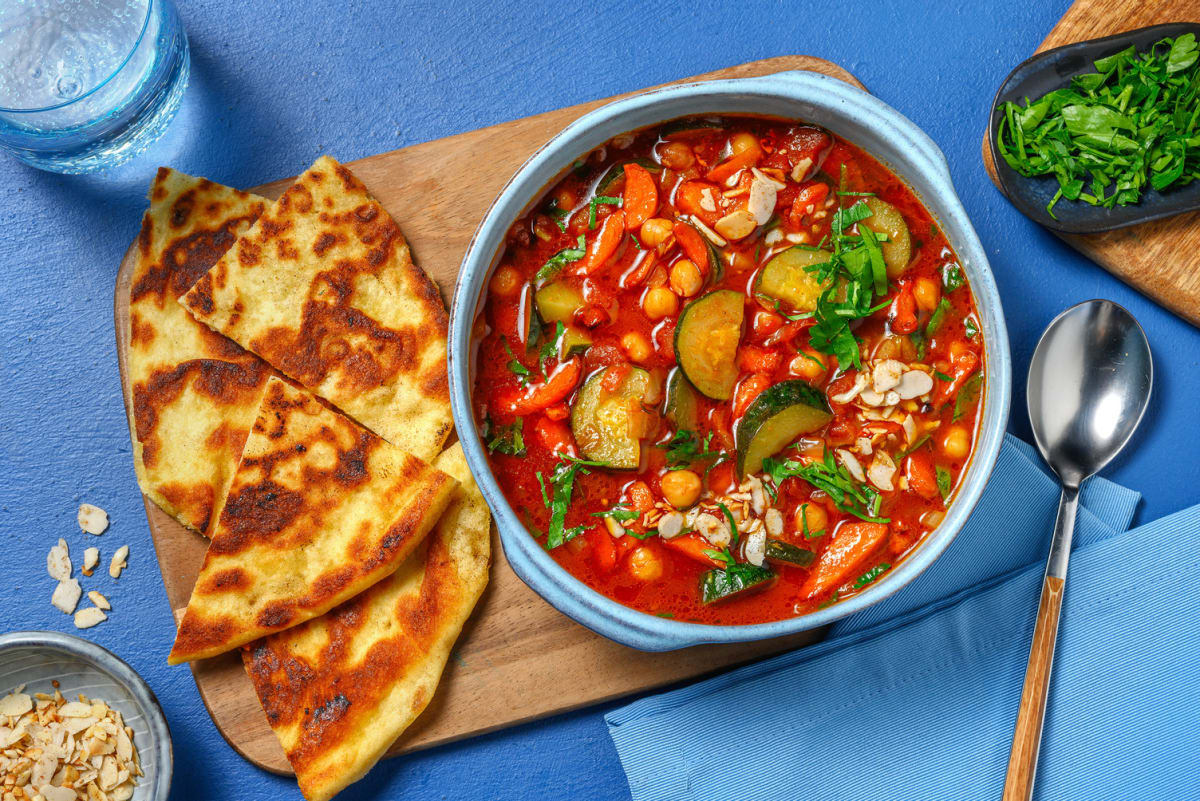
[473,115,984,625]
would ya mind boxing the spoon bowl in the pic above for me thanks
[1027,300,1153,487]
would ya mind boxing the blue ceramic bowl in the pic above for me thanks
[450,70,1011,651]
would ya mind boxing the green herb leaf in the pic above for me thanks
[854,563,891,589]
[593,504,639,523]
[658,429,725,470]
[537,321,565,379]
[942,262,965,292]
[502,338,531,384]
[965,317,979,339]
[925,298,952,338]
[799,504,826,539]
[716,502,739,547]
[534,236,586,287]
[953,373,983,421]
[936,465,953,501]
[762,450,890,524]
[483,416,526,457]
[588,195,622,230]
[543,454,610,549]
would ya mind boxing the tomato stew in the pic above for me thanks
[473,115,984,624]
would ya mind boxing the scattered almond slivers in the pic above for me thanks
[74,607,107,629]
[51,578,82,616]
[77,503,109,536]
[108,546,129,580]
[82,546,100,577]
[47,538,72,582]
[88,591,111,611]
[0,686,141,800]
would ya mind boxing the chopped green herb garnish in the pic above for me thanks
[942,263,965,292]
[818,590,840,609]
[799,504,826,539]
[716,502,739,547]
[542,454,609,549]
[936,465,953,501]
[703,547,736,568]
[953,373,983,422]
[502,337,530,384]
[929,222,939,239]
[536,321,565,379]
[897,433,931,460]
[762,449,889,523]
[965,317,979,339]
[658,429,725,470]
[854,563,891,589]
[545,199,570,232]
[593,504,639,523]
[483,416,525,457]
[655,611,675,618]
[836,190,876,197]
[925,298,952,338]
[588,195,622,229]
[996,32,1200,216]
[534,235,586,287]
[934,370,953,382]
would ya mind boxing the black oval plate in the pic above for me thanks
[987,22,1200,234]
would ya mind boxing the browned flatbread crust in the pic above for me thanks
[168,378,457,664]
[179,156,452,462]
[127,169,276,534]
[243,443,490,801]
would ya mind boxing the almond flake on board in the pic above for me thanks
[108,546,128,580]
[47,539,72,582]
[77,504,109,536]
[74,607,107,629]
[82,547,100,576]
[51,579,82,615]
[87,591,111,611]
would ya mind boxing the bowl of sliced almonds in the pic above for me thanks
[0,631,171,800]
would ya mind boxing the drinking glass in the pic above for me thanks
[0,0,189,173]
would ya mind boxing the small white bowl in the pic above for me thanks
[0,631,172,800]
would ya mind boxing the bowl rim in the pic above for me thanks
[0,630,173,799]
[450,69,1012,651]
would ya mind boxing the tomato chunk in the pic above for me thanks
[497,357,582,415]
[622,164,658,228]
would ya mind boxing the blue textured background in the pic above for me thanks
[1,1,1194,799]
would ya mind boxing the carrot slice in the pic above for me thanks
[498,357,582,415]
[663,532,725,567]
[579,210,626,273]
[675,181,722,226]
[672,221,710,273]
[905,450,940,500]
[801,521,889,600]
[589,528,618,572]
[706,146,761,184]
[622,164,658,228]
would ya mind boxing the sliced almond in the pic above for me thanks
[0,692,33,718]
[895,369,934,400]
[46,539,71,582]
[87,591,111,612]
[51,579,82,616]
[77,504,109,536]
[74,607,107,630]
[714,208,757,241]
[108,546,128,580]
[82,547,100,577]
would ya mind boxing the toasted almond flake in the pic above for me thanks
[744,527,767,567]
[695,512,731,548]
[657,511,684,540]
[51,580,82,616]
[86,592,110,612]
[689,215,728,247]
[868,452,897,492]
[764,228,784,246]
[785,231,809,244]
[747,172,778,225]
[836,449,867,483]
[790,156,814,182]
[856,436,874,456]
[77,504,108,536]
[74,608,107,630]
[41,785,76,801]
[764,508,784,537]
[698,187,717,212]
[895,370,935,400]
[0,694,32,718]
[872,360,906,394]
[902,414,918,444]
[46,540,71,583]
[107,547,128,580]
[831,373,868,404]
[82,547,99,577]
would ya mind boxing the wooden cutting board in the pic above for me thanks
[981,0,1200,326]
[113,55,866,775]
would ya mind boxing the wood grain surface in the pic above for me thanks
[114,55,866,775]
[981,0,1200,326]
[1002,575,1066,801]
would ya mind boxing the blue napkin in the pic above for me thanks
[605,436,1200,800]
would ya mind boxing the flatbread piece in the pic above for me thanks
[180,155,452,462]
[243,442,491,801]
[169,378,457,664]
[127,168,276,534]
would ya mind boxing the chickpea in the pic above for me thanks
[914,276,941,313]
[790,349,827,383]
[669,258,703,297]
[622,331,653,363]
[554,187,577,211]
[628,546,664,582]
[639,217,674,248]
[661,469,702,508]
[730,132,760,155]
[940,425,970,460]
[794,502,827,535]
[659,141,695,169]
[489,264,522,297]
[642,286,679,320]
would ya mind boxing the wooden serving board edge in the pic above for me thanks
[114,55,866,775]
[980,0,1200,327]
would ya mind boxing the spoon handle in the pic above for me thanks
[1003,485,1079,801]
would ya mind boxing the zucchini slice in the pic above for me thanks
[674,290,744,400]
[735,380,833,476]
[535,282,584,324]
[558,325,593,359]
[664,368,702,431]
[570,367,654,469]
[860,197,911,277]
[700,563,775,604]
[755,247,831,313]
[765,539,816,568]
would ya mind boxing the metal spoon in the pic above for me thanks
[1003,299,1152,801]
